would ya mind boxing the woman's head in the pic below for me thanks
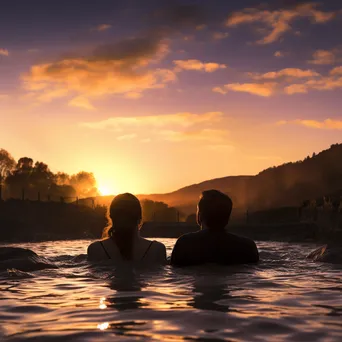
[103,193,142,260]
[109,193,142,229]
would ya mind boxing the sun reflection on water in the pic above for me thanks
[97,322,109,331]
[99,297,107,309]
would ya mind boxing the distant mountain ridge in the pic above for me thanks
[137,144,342,214]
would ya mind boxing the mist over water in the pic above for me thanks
[1,239,341,341]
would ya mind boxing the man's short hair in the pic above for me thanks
[197,190,233,229]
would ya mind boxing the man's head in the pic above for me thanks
[197,190,233,230]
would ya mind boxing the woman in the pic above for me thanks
[87,193,167,265]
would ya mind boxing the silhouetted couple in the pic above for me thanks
[87,190,259,266]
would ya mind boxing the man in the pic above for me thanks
[171,190,259,266]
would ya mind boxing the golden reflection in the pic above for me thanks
[99,297,107,309]
[97,322,109,330]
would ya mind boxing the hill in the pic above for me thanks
[138,144,342,214]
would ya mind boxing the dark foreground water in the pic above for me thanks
[0,239,342,341]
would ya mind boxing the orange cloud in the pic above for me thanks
[213,82,277,97]
[22,37,174,105]
[279,119,342,130]
[305,73,342,91]
[81,111,229,146]
[124,92,143,99]
[274,51,284,57]
[68,96,95,110]
[226,3,336,44]
[95,24,112,32]
[81,111,223,130]
[173,59,226,72]
[0,48,9,56]
[309,49,337,65]
[212,32,229,40]
[159,128,229,143]
[116,133,137,141]
[284,84,308,95]
[330,66,342,75]
[215,65,342,97]
[282,72,342,94]
[250,68,320,80]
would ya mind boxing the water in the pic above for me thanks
[1,239,342,341]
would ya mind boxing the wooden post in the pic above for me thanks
[47,194,51,202]
[76,197,79,205]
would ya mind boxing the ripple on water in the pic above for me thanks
[1,239,342,341]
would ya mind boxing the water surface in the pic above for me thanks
[1,239,341,341]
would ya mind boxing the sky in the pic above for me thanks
[0,0,342,195]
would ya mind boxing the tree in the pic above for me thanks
[70,171,99,198]
[0,149,16,200]
[16,157,34,172]
[55,172,70,185]
[186,213,197,224]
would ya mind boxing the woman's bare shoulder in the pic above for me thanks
[152,240,166,250]
[87,240,107,260]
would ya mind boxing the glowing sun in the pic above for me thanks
[98,185,113,196]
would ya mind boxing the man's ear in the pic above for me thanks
[197,212,202,227]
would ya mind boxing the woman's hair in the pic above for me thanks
[102,193,142,260]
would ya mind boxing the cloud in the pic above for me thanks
[22,36,175,104]
[81,111,223,130]
[279,119,342,130]
[304,75,342,91]
[0,49,9,56]
[249,68,320,80]
[226,3,336,44]
[284,84,308,94]
[213,82,277,97]
[95,24,112,32]
[309,49,336,65]
[68,96,95,110]
[81,111,230,145]
[215,66,342,97]
[213,32,229,40]
[124,92,143,99]
[196,24,207,31]
[159,128,229,143]
[309,48,342,66]
[173,59,226,72]
[330,66,342,75]
[117,133,137,141]
[274,51,284,57]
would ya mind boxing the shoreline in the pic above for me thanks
[1,222,341,245]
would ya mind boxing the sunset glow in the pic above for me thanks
[1,1,341,194]
[98,184,114,196]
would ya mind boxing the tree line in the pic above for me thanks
[0,148,98,201]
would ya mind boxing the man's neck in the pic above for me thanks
[201,224,227,232]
